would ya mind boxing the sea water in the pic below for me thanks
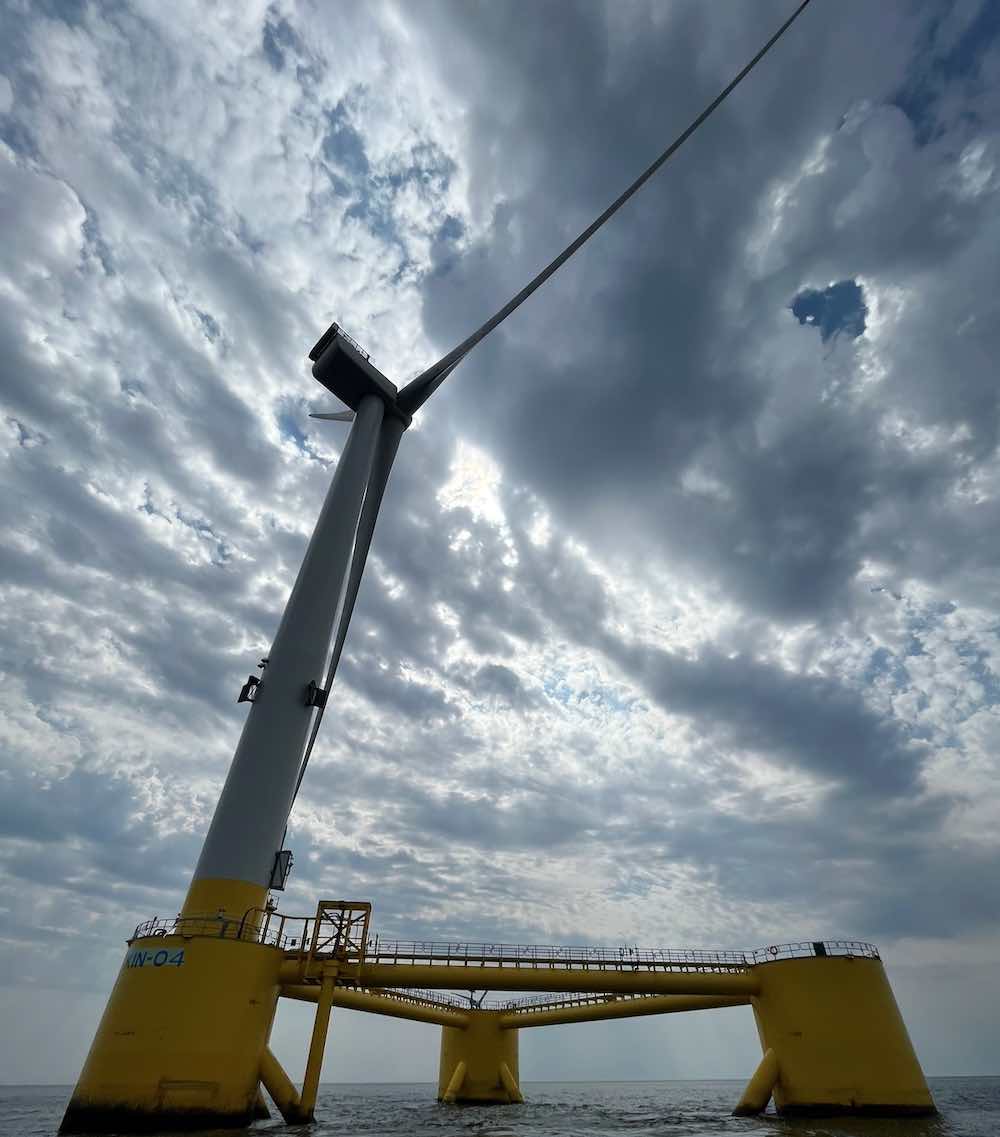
[1,1078,997,1137]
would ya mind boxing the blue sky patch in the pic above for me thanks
[277,411,308,451]
[791,279,867,342]
[323,103,370,180]
[261,8,305,73]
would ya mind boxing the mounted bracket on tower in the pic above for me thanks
[237,674,260,703]
[269,849,294,891]
[304,680,329,708]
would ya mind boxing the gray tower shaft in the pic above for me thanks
[191,394,385,892]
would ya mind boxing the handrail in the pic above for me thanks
[131,912,316,952]
[128,917,878,975]
[331,323,370,361]
[496,991,665,1013]
[365,987,469,1010]
[359,939,878,971]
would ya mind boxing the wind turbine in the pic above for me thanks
[61,6,817,1129]
[185,0,815,912]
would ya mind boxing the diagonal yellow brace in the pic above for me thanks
[441,1060,467,1103]
[733,1047,779,1116]
[259,1046,301,1123]
[499,1061,523,1104]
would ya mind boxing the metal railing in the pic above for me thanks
[130,916,879,976]
[364,940,752,972]
[365,987,469,1010]
[347,989,664,1013]
[132,901,374,963]
[747,940,879,963]
[361,939,877,972]
[132,911,316,952]
[496,991,668,1014]
[332,323,370,361]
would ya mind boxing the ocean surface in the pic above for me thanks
[2,1079,998,1137]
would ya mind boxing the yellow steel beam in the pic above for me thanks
[281,984,471,1029]
[498,993,749,1029]
[347,964,758,997]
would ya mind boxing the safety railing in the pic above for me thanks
[132,901,376,964]
[331,323,370,361]
[364,940,754,972]
[361,939,877,972]
[495,991,667,1014]
[365,987,470,1010]
[130,915,879,976]
[132,911,316,953]
[353,988,743,1014]
[749,940,879,963]
[355,989,627,1013]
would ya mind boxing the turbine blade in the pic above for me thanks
[309,410,356,422]
[397,0,815,417]
[290,415,405,803]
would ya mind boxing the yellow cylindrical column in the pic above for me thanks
[295,973,335,1122]
[750,956,935,1116]
[437,1013,521,1104]
[61,881,279,1133]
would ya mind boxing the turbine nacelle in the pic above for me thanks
[309,322,411,427]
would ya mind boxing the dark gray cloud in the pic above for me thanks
[607,639,924,795]
[414,0,1000,620]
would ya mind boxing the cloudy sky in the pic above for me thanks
[2,0,999,1088]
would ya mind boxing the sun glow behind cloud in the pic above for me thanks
[437,440,506,525]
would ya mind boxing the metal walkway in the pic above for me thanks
[371,988,715,1014]
[351,937,878,974]
[131,911,877,981]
